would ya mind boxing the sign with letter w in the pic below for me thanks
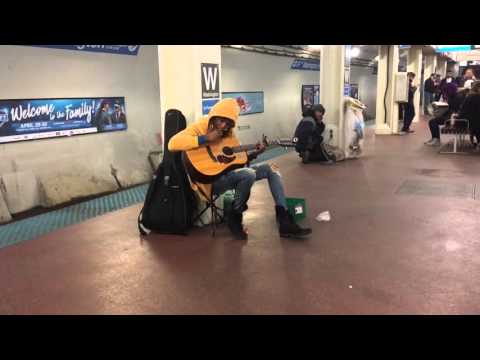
[201,63,220,99]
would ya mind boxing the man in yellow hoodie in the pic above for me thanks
[169,99,312,240]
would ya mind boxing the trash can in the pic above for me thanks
[286,197,307,222]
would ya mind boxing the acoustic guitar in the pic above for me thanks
[183,134,279,184]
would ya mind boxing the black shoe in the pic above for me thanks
[276,206,312,239]
[301,150,310,164]
[227,211,248,240]
[275,205,282,224]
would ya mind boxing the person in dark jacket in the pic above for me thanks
[112,103,126,124]
[440,71,458,103]
[293,104,331,164]
[434,74,442,101]
[425,87,469,146]
[458,81,480,148]
[424,73,436,115]
[400,72,417,134]
[93,100,112,132]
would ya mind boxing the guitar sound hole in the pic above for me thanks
[217,155,235,164]
[222,146,233,156]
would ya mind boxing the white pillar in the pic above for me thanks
[320,45,345,149]
[375,45,400,135]
[157,45,222,140]
[437,57,447,78]
[424,55,437,77]
[407,46,422,123]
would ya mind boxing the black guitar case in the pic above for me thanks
[138,109,196,236]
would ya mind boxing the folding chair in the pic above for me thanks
[188,177,225,237]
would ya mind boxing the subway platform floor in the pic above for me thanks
[2,116,480,314]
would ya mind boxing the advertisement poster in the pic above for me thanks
[222,92,264,116]
[301,85,320,112]
[0,97,127,144]
[24,45,140,56]
[350,84,359,99]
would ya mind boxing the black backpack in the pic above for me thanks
[138,109,196,236]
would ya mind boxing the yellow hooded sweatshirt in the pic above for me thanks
[168,98,240,198]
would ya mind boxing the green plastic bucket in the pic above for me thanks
[286,197,307,222]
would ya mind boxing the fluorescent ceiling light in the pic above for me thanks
[349,47,360,57]
[308,45,323,50]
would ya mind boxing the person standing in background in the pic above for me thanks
[423,73,436,115]
[440,71,457,102]
[461,68,477,89]
[434,74,442,101]
[400,72,417,134]
[441,76,458,105]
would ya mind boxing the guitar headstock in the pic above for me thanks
[259,135,296,148]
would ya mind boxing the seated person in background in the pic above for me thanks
[168,99,312,240]
[458,81,480,149]
[425,87,469,146]
[293,104,333,164]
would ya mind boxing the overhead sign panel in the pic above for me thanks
[434,45,472,52]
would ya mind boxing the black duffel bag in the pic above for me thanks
[138,157,195,236]
[138,109,196,236]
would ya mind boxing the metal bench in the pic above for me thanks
[439,118,470,154]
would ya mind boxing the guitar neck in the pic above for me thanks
[229,139,296,153]
[230,144,259,153]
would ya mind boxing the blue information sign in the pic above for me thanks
[434,45,472,53]
[24,45,140,56]
[291,58,320,71]
[202,98,220,115]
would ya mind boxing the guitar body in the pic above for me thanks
[183,136,248,184]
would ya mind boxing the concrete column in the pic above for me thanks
[157,45,222,140]
[407,46,422,123]
[437,57,447,77]
[375,45,400,135]
[424,55,437,77]
[320,45,345,149]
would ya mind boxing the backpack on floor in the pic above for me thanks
[314,142,338,162]
[138,109,196,236]
[323,144,346,162]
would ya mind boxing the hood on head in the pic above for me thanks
[207,98,240,126]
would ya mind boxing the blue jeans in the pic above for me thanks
[424,91,434,113]
[213,164,287,213]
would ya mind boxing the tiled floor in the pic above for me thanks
[1,117,480,314]
[0,146,293,249]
